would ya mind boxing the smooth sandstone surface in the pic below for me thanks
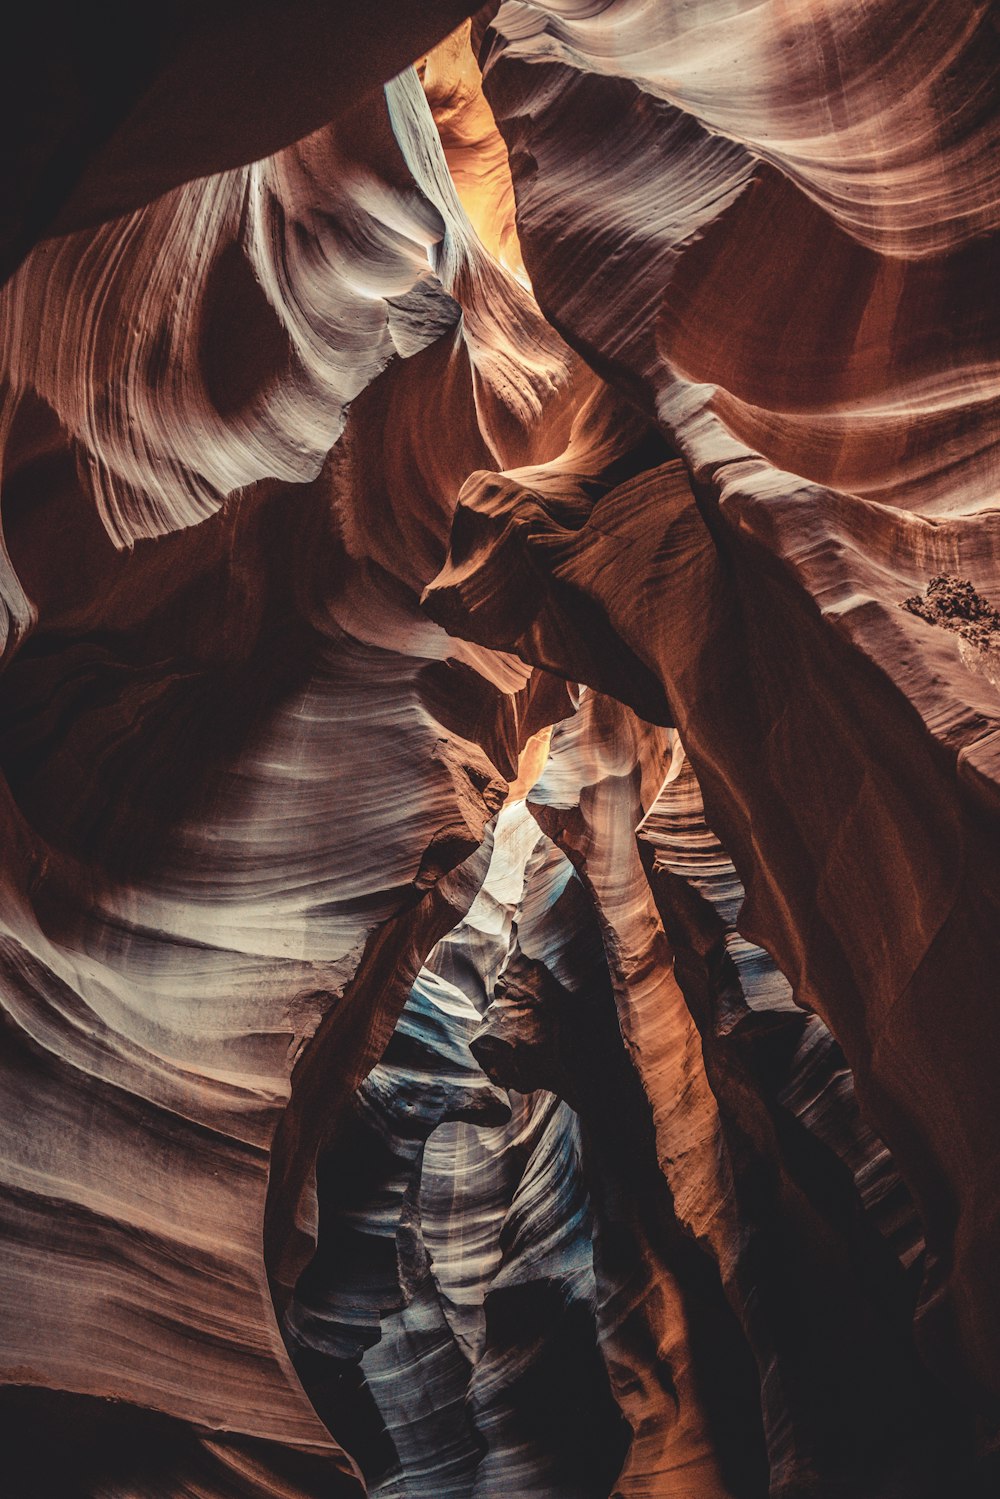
[1,4,999,1496]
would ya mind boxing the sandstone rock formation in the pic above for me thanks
[1,4,999,1496]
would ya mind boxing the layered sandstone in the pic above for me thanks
[1,4,999,1497]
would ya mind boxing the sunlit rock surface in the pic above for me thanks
[427,0,1000,1428]
[2,3,1000,1496]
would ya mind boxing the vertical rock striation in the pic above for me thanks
[426,0,1000,1421]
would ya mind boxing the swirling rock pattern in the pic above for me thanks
[0,54,577,1498]
[2,3,1000,1496]
[520,693,991,1496]
[427,0,1000,1422]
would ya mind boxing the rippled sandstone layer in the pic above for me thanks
[1,4,999,1497]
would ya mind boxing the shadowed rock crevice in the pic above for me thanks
[2,4,1000,1495]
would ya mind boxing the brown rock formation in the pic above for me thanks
[2,3,1000,1495]
[426,0,1000,1420]
[1,3,482,282]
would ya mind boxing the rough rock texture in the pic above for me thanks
[2,3,1000,1496]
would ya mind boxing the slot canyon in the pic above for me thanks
[1,3,999,1495]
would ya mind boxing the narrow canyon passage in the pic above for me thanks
[0,5,999,1497]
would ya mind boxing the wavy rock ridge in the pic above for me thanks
[1,4,999,1496]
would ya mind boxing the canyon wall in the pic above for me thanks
[1,4,998,1496]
